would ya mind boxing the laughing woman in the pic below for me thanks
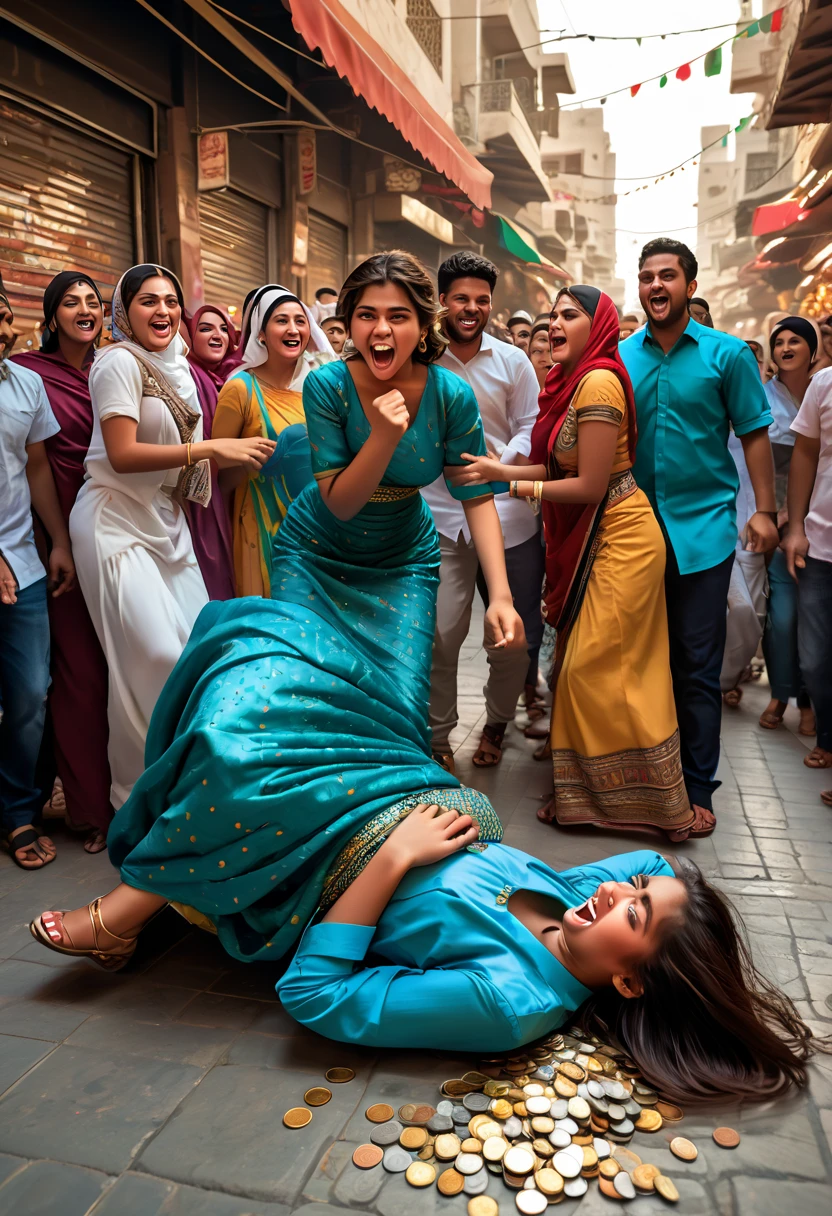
[70,265,274,809]
[450,287,698,841]
[211,288,332,597]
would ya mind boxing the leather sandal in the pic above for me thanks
[3,825,56,870]
[30,898,138,971]
[472,723,506,768]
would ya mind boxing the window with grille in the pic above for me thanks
[745,151,778,193]
[407,0,442,75]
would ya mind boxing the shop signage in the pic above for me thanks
[292,200,310,272]
[197,131,230,191]
[297,130,317,196]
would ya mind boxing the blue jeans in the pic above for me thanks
[0,577,51,832]
[763,548,810,705]
[798,555,832,752]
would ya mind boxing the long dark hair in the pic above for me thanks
[338,250,448,364]
[580,860,824,1103]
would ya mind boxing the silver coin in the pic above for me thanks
[524,1176,538,1189]
[554,1117,578,1135]
[463,1092,492,1113]
[588,1096,610,1116]
[382,1145,412,1173]
[533,1065,554,1081]
[601,1080,626,1100]
[563,1143,584,1165]
[548,1129,572,1149]
[593,1137,611,1159]
[549,1099,569,1119]
[614,1171,636,1199]
[565,1177,588,1198]
[552,1150,581,1179]
[436,1100,454,1117]
[455,1152,484,1175]
[516,1191,548,1215]
[577,1082,590,1099]
[587,1080,605,1100]
[427,1113,454,1133]
[525,1096,551,1115]
[451,1105,469,1124]
[610,1119,634,1136]
[371,1120,404,1146]
[464,1168,490,1195]
[607,1103,626,1122]
[503,1116,523,1139]
[624,1099,641,1117]
[486,1161,503,1174]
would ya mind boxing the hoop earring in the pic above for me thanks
[418,333,428,354]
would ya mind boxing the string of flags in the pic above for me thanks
[558,117,755,205]
[561,7,785,111]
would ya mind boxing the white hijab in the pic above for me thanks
[238,286,333,376]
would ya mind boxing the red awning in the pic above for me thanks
[752,197,807,237]
[288,0,492,210]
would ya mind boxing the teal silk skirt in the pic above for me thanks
[108,482,502,962]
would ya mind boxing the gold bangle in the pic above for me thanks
[186,442,192,468]
[534,480,543,502]
[510,480,518,498]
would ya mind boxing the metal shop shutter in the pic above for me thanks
[198,189,269,317]
[307,211,347,297]
[0,98,136,341]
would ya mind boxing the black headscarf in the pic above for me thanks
[40,271,103,352]
[557,284,601,319]
[118,264,184,316]
[0,269,10,315]
[769,316,817,361]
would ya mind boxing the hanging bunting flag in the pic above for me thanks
[735,115,753,133]
[659,75,668,88]
[630,83,642,97]
[676,63,691,81]
[704,47,722,77]
[721,134,729,147]
[745,19,760,37]
[771,7,784,33]
[636,37,642,47]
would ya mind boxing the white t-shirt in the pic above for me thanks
[0,362,60,590]
[791,366,832,563]
[422,333,541,547]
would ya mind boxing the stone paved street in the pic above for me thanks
[1,608,831,1215]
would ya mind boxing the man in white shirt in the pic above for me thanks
[422,253,543,771]
[783,366,832,797]
[0,279,75,870]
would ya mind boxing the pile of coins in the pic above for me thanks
[282,1066,356,1129]
[347,1027,740,1211]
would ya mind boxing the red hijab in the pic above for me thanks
[531,287,638,628]
[184,305,242,395]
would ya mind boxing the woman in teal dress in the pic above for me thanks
[28,253,815,1103]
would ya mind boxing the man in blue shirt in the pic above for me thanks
[620,239,778,836]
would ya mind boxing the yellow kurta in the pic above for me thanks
[550,370,690,829]
[213,373,306,598]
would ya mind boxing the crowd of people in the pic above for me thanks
[0,238,829,1103]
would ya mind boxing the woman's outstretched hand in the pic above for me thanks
[382,803,479,869]
[445,451,507,487]
[207,436,276,470]
[484,600,525,652]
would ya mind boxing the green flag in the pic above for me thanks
[759,13,772,32]
[746,19,760,37]
[704,46,722,77]
[659,74,668,88]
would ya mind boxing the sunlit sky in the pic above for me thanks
[537,0,760,307]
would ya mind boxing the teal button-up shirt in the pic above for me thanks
[277,847,673,1052]
[620,320,772,575]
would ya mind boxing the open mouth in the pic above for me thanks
[457,316,479,332]
[370,343,395,370]
[207,337,225,349]
[550,335,567,352]
[780,350,794,361]
[649,294,670,319]
[281,337,301,350]
[150,320,171,339]
[76,318,95,332]
[571,895,598,926]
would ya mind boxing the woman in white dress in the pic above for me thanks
[70,265,274,809]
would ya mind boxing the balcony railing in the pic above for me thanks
[480,77,536,118]
[406,0,442,76]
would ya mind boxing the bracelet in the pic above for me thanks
[186,442,192,468]
[510,480,518,498]
[534,480,544,503]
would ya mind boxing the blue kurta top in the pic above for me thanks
[620,321,772,575]
[277,848,674,1052]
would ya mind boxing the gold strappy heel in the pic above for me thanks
[29,898,138,971]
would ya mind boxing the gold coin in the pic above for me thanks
[513,1102,528,1117]
[713,1127,740,1149]
[632,1164,660,1192]
[418,1142,436,1162]
[411,1103,436,1125]
[484,1079,511,1098]
[532,1138,554,1159]
[283,1107,312,1129]
[462,1071,491,1087]
[599,1159,620,1179]
[669,1137,698,1162]
[635,1108,663,1133]
[530,1116,554,1134]
[558,1061,586,1083]
[304,1087,331,1107]
[405,1160,436,1187]
[599,1177,623,1200]
[400,1127,428,1150]
[353,1144,383,1169]
[475,1120,503,1142]
[554,1077,577,1098]
[491,1099,513,1120]
[461,1137,482,1153]
[656,1101,684,1122]
[435,1133,462,1160]
[438,1167,465,1196]
[483,1135,507,1162]
[468,1198,499,1216]
[582,1147,599,1172]
[654,1175,680,1203]
[469,1115,491,1136]
[536,1167,564,1196]
[325,1067,355,1084]
[398,1102,417,1124]
[366,1103,395,1123]
[612,1147,642,1170]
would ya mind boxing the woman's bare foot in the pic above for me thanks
[537,797,556,824]
[6,825,56,869]
[798,707,817,737]
[805,747,832,770]
[667,805,716,841]
[759,698,787,730]
[722,688,743,708]
[83,830,108,854]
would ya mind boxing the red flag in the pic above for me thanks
[676,63,692,81]
[630,83,641,97]
[771,7,783,32]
